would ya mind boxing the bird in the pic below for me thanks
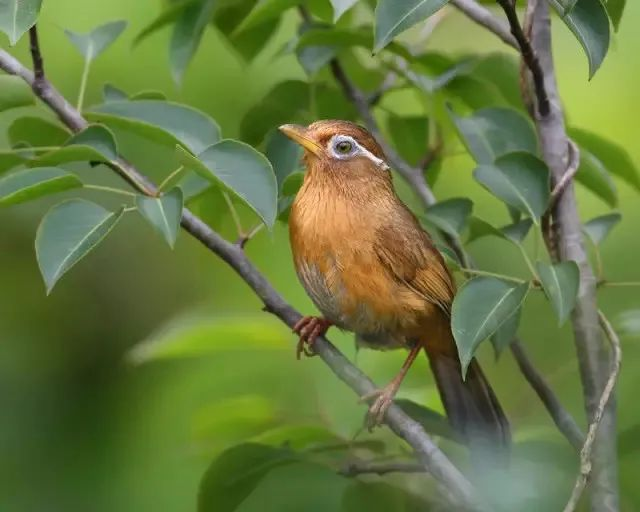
[279,120,510,450]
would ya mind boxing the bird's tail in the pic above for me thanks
[424,326,510,458]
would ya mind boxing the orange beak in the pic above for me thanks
[278,124,324,156]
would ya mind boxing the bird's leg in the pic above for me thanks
[293,316,333,360]
[360,342,422,430]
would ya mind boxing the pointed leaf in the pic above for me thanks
[0,167,81,206]
[607,0,626,31]
[583,213,621,245]
[36,199,124,293]
[136,188,183,248]
[0,0,42,45]
[32,124,118,167]
[0,76,35,111]
[130,90,167,101]
[64,21,127,62]
[449,106,537,164]
[501,218,533,244]
[423,198,473,237]
[549,0,609,78]
[452,277,529,376]
[177,141,277,228]
[8,117,70,148]
[473,152,550,222]
[466,216,505,244]
[133,0,194,46]
[491,307,521,357]
[265,129,303,191]
[536,261,580,325]
[103,84,128,102]
[88,100,220,154]
[170,0,215,84]
[374,0,448,53]
[235,0,302,33]
[574,148,617,207]
[330,0,358,22]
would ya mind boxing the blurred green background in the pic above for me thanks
[1,1,639,510]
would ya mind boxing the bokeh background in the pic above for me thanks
[1,1,639,510]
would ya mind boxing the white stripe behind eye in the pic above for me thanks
[327,135,390,171]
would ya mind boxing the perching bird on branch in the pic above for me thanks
[280,120,510,450]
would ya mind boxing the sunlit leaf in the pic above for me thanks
[36,199,124,293]
[0,76,34,111]
[582,212,621,245]
[373,0,448,53]
[0,0,42,45]
[473,152,550,222]
[8,117,70,148]
[330,0,358,22]
[536,261,580,325]
[574,149,617,207]
[452,277,529,375]
[0,167,81,206]
[177,141,277,228]
[88,100,220,154]
[422,198,472,237]
[64,20,128,62]
[136,188,183,248]
[449,106,538,164]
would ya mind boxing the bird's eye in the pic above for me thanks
[335,140,353,154]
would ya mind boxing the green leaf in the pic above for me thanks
[88,100,220,154]
[549,0,610,78]
[574,149,617,207]
[177,140,278,228]
[170,0,215,84]
[395,399,455,440]
[281,171,304,197]
[569,127,640,192]
[32,124,118,167]
[103,83,128,102]
[0,167,81,206]
[536,261,580,325]
[606,0,626,31]
[133,0,194,46]
[452,277,529,376]
[64,20,127,62]
[0,0,42,45]
[136,188,183,248]
[178,172,212,202]
[582,212,621,245]
[295,23,337,76]
[198,443,298,512]
[501,218,533,244]
[342,481,423,512]
[330,0,358,22]
[265,129,303,191]
[8,117,70,148]
[0,76,34,112]
[373,0,448,53]
[449,106,538,164]
[466,216,505,244]
[35,199,124,293]
[422,198,472,237]
[130,89,167,101]
[473,152,550,222]
[490,307,521,356]
[386,115,429,167]
[235,0,301,33]
[471,53,522,109]
[0,151,27,175]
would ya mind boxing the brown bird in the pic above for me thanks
[279,120,509,448]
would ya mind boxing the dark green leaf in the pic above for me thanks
[607,0,626,31]
[88,100,220,154]
[170,0,215,84]
[0,167,81,206]
[198,443,297,512]
[235,0,301,34]
[36,199,124,293]
[0,151,27,175]
[452,277,529,375]
[8,117,70,148]
[423,198,472,237]
[265,129,303,191]
[501,218,533,244]
[490,307,521,356]
[386,115,429,167]
[64,20,128,62]
[0,0,42,45]
[536,261,580,325]
[330,0,358,22]
[550,0,610,78]
[574,149,617,207]
[281,171,304,197]
[133,0,194,46]
[466,216,505,244]
[177,140,278,228]
[341,481,425,512]
[374,0,448,53]
[395,399,455,440]
[103,83,128,102]
[569,127,640,192]
[473,152,550,222]
[583,212,621,245]
[0,76,35,111]
[449,106,538,164]
[136,188,183,248]
[32,124,118,166]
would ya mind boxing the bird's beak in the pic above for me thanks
[278,124,323,156]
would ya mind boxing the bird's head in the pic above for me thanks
[279,120,390,178]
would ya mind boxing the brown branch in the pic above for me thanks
[0,30,480,510]
[562,312,621,512]
[340,460,425,477]
[510,340,584,450]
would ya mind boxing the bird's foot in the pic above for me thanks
[360,383,400,431]
[293,316,332,360]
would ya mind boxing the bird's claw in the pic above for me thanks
[293,316,332,360]
[360,386,398,431]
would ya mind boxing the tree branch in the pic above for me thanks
[0,33,480,511]
[563,312,621,512]
[528,1,620,509]
[450,0,517,49]
[340,460,424,476]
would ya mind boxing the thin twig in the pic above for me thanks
[236,223,264,249]
[0,30,480,510]
[340,460,425,477]
[223,191,245,238]
[450,0,517,49]
[562,311,621,512]
[549,139,580,208]
[495,0,549,116]
[28,27,45,92]
[510,340,584,450]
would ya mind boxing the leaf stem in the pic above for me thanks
[83,184,137,197]
[223,191,244,237]
[519,245,539,280]
[458,267,527,284]
[3,146,62,154]
[76,57,91,111]
[158,165,185,192]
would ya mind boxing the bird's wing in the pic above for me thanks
[373,217,455,316]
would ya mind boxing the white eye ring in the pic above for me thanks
[327,134,389,170]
